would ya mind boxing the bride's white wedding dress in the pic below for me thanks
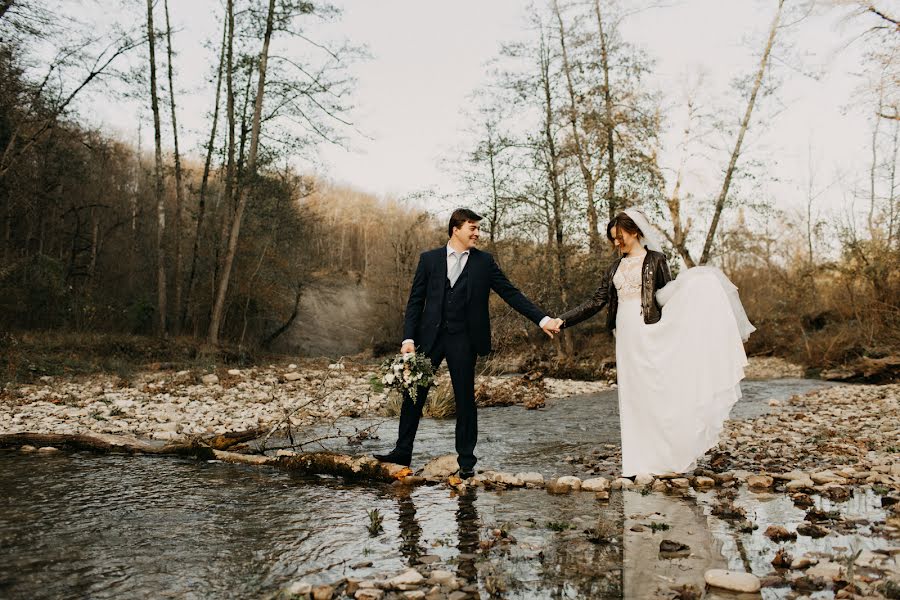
[614,253,755,477]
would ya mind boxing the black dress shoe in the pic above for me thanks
[459,468,475,479]
[373,452,411,467]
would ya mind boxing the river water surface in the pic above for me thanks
[1,379,893,599]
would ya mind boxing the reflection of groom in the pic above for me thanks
[374,209,560,478]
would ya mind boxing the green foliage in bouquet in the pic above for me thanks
[380,351,435,395]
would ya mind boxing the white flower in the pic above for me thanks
[384,373,395,385]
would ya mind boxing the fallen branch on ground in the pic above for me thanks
[0,431,413,483]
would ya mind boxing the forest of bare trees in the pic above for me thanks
[0,0,898,377]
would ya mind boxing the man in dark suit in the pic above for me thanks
[374,208,562,478]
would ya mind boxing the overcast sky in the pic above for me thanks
[79,0,892,225]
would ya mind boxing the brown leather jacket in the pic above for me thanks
[560,249,672,332]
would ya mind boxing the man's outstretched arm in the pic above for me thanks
[488,255,559,337]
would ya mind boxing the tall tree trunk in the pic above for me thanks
[869,83,885,239]
[208,0,276,345]
[216,0,236,288]
[146,0,167,336]
[182,14,227,332]
[164,0,185,332]
[538,27,571,357]
[554,0,601,254]
[594,0,618,221]
[699,0,784,264]
[887,116,899,249]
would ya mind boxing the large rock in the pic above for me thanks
[387,569,424,589]
[790,556,817,570]
[581,477,610,492]
[556,475,582,491]
[283,372,304,382]
[427,570,456,586]
[546,478,574,494]
[796,522,830,538]
[611,477,634,490]
[200,374,219,385]
[806,561,845,580]
[635,473,654,486]
[692,476,715,489]
[704,570,761,593]
[420,455,459,480]
[515,472,544,487]
[811,470,846,485]
[490,472,524,487]
[284,581,312,595]
[785,478,815,490]
[747,474,774,489]
[312,585,335,600]
[765,525,797,542]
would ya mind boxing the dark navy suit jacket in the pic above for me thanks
[403,247,546,356]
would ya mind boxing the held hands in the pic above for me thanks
[541,317,564,338]
[401,341,415,355]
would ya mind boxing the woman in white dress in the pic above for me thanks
[554,209,755,477]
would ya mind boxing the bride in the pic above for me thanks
[550,209,755,477]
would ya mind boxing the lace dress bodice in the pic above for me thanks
[613,253,646,301]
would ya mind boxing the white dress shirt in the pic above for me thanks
[402,243,551,347]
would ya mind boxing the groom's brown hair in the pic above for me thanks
[448,208,482,237]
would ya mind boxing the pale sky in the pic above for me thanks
[76,0,894,230]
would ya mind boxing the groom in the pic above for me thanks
[374,208,562,478]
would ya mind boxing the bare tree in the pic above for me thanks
[145,0,166,336]
[208,0,276,345]
[182,13,227,331]
[699,0,785,264]
[164,0,185,331]
[553,0,602,252]
[594,0,618,222]
[0,32,139,181]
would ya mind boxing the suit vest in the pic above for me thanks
[441,267,469,333]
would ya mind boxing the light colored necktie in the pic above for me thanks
[449,252,462,287]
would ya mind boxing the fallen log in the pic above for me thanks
[0,432,414,482]
[821,355,900,384]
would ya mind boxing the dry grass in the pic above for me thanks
[383,379,457,419]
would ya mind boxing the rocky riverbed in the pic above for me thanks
[0,356,803,441]
[0,360,615,440]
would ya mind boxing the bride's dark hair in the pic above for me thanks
[606,212,644,244]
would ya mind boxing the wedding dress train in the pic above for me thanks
[614,261,755,477]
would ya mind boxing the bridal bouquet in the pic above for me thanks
[380,352,435,396]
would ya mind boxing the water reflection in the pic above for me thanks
[454,488,479,582]
[394,489,425,566]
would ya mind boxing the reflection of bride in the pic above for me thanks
[559,209,755,477]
